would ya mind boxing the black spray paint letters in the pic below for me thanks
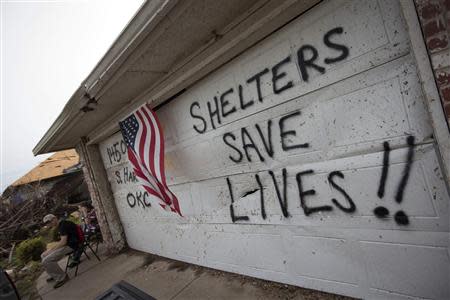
[227,137,416,224]
[222,110,308,163]
[126,191,151,209]
[374,136,415,226]
[296,170,333,216]
[190,27,349,134]
[115,166,138,185]
[227,178,250,222]
[227,167,355,223]
[328,171,356,213]
[269,169,289,218]
[106,140,128,164]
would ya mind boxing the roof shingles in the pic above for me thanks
[12,149,80,186]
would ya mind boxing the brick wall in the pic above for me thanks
[415,0,450,125]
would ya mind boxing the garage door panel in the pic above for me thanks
[98,0,449,298]
[201,144,445,229]
[205,232,286,272]
[159,143,447,231]
[324,79,411,147]
[163,55,433,186]
[168,0,410,143]
[290,236,361,285]
[163,89,206,144]
[361,242,449,299]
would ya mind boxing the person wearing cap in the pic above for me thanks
[41,214,80,288]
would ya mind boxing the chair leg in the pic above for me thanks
[75,262,79,277]
[87,244,101,261]
[65,255,70,274]
[83,248,91,260]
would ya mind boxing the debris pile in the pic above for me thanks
[0,183,57,258]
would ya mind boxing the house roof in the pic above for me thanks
[12,149,80,186]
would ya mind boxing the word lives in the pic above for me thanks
[227,136,415,226]
[227,168,354,222]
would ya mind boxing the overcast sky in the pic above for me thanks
[1,0,144,193]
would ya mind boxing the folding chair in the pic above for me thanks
[85,227,102,254]
[65,226,101,277]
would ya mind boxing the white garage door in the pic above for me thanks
[99,1,450,299]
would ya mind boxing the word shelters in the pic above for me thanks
[189,27,349,134]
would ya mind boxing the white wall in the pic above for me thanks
[99,1,450,298]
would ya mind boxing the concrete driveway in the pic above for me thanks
[37,246,351,300]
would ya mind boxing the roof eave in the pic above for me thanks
[33,0,176,156]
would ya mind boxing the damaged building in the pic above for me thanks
[33,1,450,299]
[2,149,90,207]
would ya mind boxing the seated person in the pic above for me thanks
[69,210,82,224]
[41,214,81,288]
[78,202,99,235]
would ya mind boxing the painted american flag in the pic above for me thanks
[119,103,182,216]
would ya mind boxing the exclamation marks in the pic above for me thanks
[373,136,415,226]
[377,141,391,199]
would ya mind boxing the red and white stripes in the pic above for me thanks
[121,103,182,216]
